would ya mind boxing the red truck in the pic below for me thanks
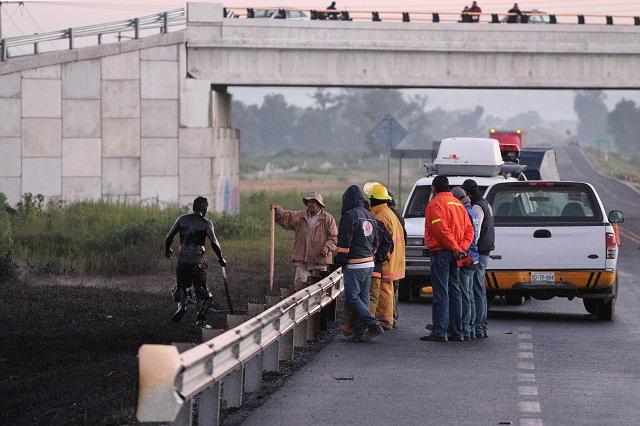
[489,128,523,162]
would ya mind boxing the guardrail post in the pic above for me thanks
[402,12,410,22]
[222,368,244,409]
[578,15,585,25]
[263,296,282,372]
[294,299,308,348]
[432,13,439,23]
[606,15,613,25]
[97,33,102,45]
[67,28,73,50]
[279,288,295,361]
[198,382,221,426]
[244,304,265,394]
[550,15,557,24]
[635,16,640,26]
[306,295,320,342]
[134,18,140,39]
[222,314,246,409]
[0,40,5,61]
[173,399,194,426]
[372,11,381,22]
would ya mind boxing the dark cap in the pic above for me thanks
[462,179,479,194]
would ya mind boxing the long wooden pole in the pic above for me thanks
[269,205,275,291]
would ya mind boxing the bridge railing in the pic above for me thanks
[136,267,343,425]
[0,8,186,61]
[230,6,640,26]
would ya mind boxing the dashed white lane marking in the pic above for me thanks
[520,419,543,426]
[516,327,543,426]
[519,401,541,413]
[517,372,536,382]
[519,386,538,396]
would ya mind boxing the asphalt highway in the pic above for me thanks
[244,145,640,426]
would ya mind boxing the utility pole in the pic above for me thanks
[0,1,25,40]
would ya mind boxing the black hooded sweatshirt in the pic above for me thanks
[335,185,378,266]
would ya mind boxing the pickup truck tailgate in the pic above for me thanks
[490,225,606,270]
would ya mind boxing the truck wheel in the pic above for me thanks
[594,298,614,321]
[583,299,597,315]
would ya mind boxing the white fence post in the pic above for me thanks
[244,303,266,394]
[222,367,244,409]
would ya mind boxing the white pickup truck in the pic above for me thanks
[400,137,524,301]
[484,180,624,320]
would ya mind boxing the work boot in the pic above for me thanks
[360,323,384,341]
[420,334,447,342]
[195,320,213,329]
[171,303,187,322]
[339,324,354,337]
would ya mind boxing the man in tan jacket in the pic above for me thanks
[272,192,338,290]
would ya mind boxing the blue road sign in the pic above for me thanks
[369,114,409,151]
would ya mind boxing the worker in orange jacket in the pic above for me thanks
[421,175,474,342]
[367,184,406,330]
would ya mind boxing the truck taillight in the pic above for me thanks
[606,232,617,259]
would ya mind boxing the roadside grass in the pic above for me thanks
[3,190,342,280]
[583,147,640,183]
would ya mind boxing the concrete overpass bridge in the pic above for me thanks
[1,2,640,210]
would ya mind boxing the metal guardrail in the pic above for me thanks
[0,8,186,61]
[136,268,344,425]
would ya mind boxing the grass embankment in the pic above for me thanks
[583,147,640,185]
[0,190,344,425]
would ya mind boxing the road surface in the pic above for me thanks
[243,146,640,426]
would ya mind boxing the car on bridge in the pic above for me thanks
[484,181,623,319]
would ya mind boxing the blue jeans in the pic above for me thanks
[473,255,489,333]
[460,266,475,336]
[344,267,377,336]
[430,251,463,338]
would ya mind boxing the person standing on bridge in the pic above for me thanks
[367,184,405,330]
[463,179,495,339]
[421,176,474,342]
[335,185,384,341]
[165,196,227,329]
[271,192,338,291]
[469,1,482,22]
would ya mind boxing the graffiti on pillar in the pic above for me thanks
[223,178,239,214]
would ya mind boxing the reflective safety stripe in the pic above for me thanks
[447,201,464,207]
[382,271,405,281]
[347,256,374,264]
[337,247,350,253]
[431,218,441,224]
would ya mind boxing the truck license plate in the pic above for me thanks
[531,272,555,285]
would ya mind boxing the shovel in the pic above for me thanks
[221,266,235,314]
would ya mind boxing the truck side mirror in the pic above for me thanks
[608,210,624,224]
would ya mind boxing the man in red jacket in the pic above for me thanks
[421,176,474,342]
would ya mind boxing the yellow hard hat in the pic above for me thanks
[363,181,381,197]
[370,184,392,201]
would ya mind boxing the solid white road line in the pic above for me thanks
[518,386,538,396]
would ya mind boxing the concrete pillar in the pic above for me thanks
[211,89,231,129]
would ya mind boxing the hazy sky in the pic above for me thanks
[3,0,640,121]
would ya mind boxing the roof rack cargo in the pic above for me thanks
[429,137,504,177]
